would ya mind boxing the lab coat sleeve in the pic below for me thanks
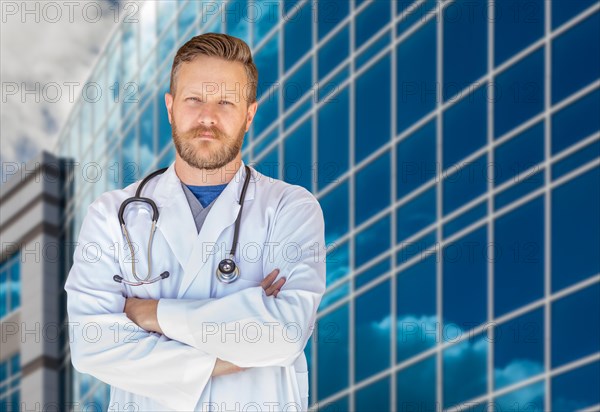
[65,201,217,411]
[157,188,327,367]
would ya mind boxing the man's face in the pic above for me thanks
[165,55,257,170]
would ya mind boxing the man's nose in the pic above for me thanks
[197,105,217,125]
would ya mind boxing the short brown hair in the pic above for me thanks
[169,33,258,105]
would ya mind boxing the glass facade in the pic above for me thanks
[0,354,20,412]
[55,0,600,410]
[0,252,20,319]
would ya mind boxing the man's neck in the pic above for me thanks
[174,153,242,186]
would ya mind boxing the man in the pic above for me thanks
[65,33,326,411]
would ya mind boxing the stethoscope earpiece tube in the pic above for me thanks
[115,165,252,286]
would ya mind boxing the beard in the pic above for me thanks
[172,120,246,170]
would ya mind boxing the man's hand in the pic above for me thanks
[261,268,285,298]
[211,358,247,377]
[124,298,162,334]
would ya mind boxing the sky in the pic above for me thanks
[0,0,126,184]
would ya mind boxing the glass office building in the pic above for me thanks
[54,0,600,410]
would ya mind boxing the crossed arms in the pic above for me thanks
[64,191,326,411]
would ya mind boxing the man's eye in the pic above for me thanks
[220,100,232,105]
[187,97,201,102]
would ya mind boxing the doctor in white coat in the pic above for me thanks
[65,33,326,412]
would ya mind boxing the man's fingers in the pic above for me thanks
[260,268,280,289]
[265,277,286,296]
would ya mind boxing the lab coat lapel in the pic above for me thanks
[152,164,197,274]
[177,161,255,298]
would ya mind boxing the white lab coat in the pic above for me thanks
[64,160,327,412]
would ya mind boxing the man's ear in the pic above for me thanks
[165,93,174,124]
[245,101,258,132]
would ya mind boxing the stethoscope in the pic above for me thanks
[113,165,252,286]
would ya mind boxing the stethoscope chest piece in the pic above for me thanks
[216,257,239,283]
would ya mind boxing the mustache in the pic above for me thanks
[187,125,223,138]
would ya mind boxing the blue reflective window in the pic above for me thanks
[326,241,349,286]
[443,155,488,216]
[443,333,488,409]
[157,24,176,74]
[494,308,544,389]
[284,98,311,130]
[494,122,544,186]
[552,11,600,104]
[317,304,349,400]
[355,151,391,226]
[318,87,349,191]
[318,24,349,80]
[0,273,6,318]
[122,125,138,187]
[552,283,600,367]
[443,227,487,332]
[552,167,600,292]
[284,2,312,72]
[495,47,544,138]
[355,280,391,382]
[355,54,391,163]
[318,64,350,102]
[397,230,436,266]
[283,57,312,110]
[355,258,390,290]
[255,33,279,101]
[397,355,437,412]
[396,255,437,363]
[157,1,176,35]
[552,88,600,155]
[494,169,544,210]
[253,128,278,159]
[253,91,278,138]
[494,0,544,66]
[139,101,155,175]
[284,118,312,191]
[178,0,197,36]
[356,377,390,412]
[495,381,545,412]
[552,0,597,28]
[355,214,391,269]
[320,180,349,244]
[443,200,487,239]
[157,84,172,151]
[396,19,436,135]
[552,360,600,411]
[356,30,391,72]
[317,0,349,40]
[355,0,390,49]
[443,84,487,168]
[396,187,436,243]
[396,120,436,199]
[552,140,600,180]
[255,146,279,179]
[320,281,349,311]
[396,0,437,35]
[494,197,544,317]
[225,0,250,43]
[121,22,138,86]
[443,0,487,100]
[254,0,279,40]
[322,396,349,411]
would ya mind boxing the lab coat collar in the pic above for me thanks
[152,159,256,297]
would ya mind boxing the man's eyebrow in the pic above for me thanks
[183,88,240,98]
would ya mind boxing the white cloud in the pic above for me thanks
[0,0,126,182]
